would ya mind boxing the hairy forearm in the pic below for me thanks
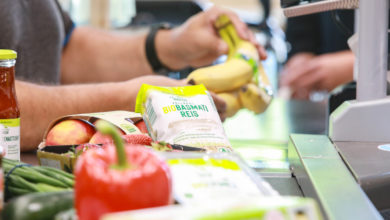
[60,27,154,84]
[16,80,134,151]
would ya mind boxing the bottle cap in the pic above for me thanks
[0,49,17,60]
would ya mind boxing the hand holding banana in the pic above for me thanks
[186,14,273,118]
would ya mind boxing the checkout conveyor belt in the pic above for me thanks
[224,98,388,219]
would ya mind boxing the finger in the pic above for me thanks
[180,78,190,85]
[281,60,319,87]
[247,29,256,43]
[227,17,267,60]
[216,40,229,56]
[202,35,229,57]
[291,88,310,100]
[246,31,268,60]
[280,57,309,85]
[219,113,226,122]
[294,69,323,90]
[227,12,250,40]
[288,69,324,99]
[210,92,227,115]
[216,98,227,115]
[286,64,318,88]
[189,40,228,67]
[208,7,250,40]
[284,53,315,71]
[257,44,267,60]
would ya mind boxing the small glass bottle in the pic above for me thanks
[0,50,20,161]
[0,145,3,212]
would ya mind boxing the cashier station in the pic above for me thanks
[131,0,390,219]
[275,0,390,219]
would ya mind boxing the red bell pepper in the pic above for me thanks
[75,121,172,220]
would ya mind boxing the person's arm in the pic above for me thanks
[280,50,354,99]
[60,28,152,84]
[17,76,185,151]
[60,6,266,84]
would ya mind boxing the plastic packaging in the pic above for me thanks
[135,84,232,152]
[158,152,278,204]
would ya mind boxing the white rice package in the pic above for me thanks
[135,84,232,152]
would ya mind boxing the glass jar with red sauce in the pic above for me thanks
[0,50,20,161]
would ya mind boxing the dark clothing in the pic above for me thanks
[286,10,354,57]
[0,0,74,84]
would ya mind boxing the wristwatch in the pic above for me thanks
[145,23,173,75]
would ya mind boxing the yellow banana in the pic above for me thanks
[187,14,273,114]
[238,83,272,114]
[217,91,242,118]
[216,14,259,60]
[186,58,253,93]
[217,14,274,104]
[226,27,259,60]
[217,23,236,59]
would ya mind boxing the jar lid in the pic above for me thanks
[0,49,17,60]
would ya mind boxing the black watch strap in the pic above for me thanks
[145,23,173,75]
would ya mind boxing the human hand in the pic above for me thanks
[156,6,267,70]
[209,92,227,122]
[279,51,354,99]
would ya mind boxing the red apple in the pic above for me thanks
[89,120,125,144]
[135,120,148,134]
[46,119,96,146]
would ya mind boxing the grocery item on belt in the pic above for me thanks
[37,111,145,172]
[0,50,20,161]
[2,158,74,201]
[3,190,74,220]
[135,84,232,152]
[102,196,322,220]
[75,121,172,220]
[160,152,277,205]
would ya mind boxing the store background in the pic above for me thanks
[56,0,327,180]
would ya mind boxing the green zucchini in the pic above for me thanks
[55,208,77,220]
[3,190,74,220]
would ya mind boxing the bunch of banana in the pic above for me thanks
[186,14,273,117]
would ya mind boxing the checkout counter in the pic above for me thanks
[224,98,384,219]
[261,0,388,219]
[228,0,390,219]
